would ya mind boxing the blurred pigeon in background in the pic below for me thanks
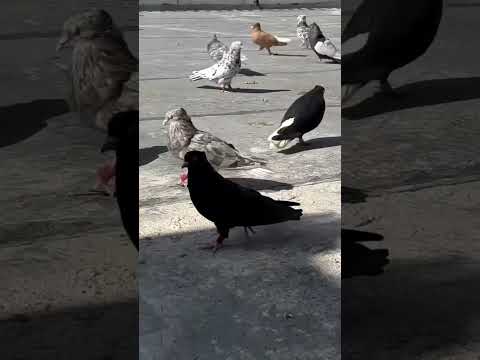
[309,22,341,63]
[250,22,291,55]
[342,0,443,103]
[296,15,310,48]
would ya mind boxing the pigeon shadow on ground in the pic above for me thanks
[140,146,168,166]
[271,53,308,57]
[1,300,137,360]
[279,136,341,155]
[197,85,290,94]
[343,77,480,120]
[342,186,369,204]
[153,212,339,253]
[226,177,293,191]
[0,99,69,148]
[239,68,266,76]
[343,257,480,358]
[341,228,389,278]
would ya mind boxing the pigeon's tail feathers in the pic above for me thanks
[268,117,295,150]
[275,36,291,45]
[189,70,207,81]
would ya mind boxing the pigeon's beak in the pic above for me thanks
[56,36,69,52]
[101,135,119,153]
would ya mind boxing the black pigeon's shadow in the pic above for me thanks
[342,186,369,204]
[271,53,308,57]
[197,85,290,94]
[139,146,168,166]
[279,136,341,155]
[227,178,293,191]
[0,99,69,148]
[239,68,266,76]
[343,77,480,120]
[342,228,390,278]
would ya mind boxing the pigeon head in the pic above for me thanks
[57,9,118,51]
[212,34,218,41]
[101,110,139,153]
[297,15,307,26]
[229,41,243,52]
[312,85,326,95]
[182,151,211,169]
[251,23,261,32]
[163,107,190,126]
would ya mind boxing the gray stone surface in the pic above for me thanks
[139,7,341,360]
[342,2,480,359]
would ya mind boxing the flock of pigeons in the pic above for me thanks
[163,15,339,252]
[54,9,340,252]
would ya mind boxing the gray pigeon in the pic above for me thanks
[164,108,266,170]
[190,41,243,91]
[207,34,228,61]
[207,34,248,63]
[296,15,310,48]
[56,9,139,130]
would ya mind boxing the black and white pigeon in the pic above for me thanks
[101,110,139,250]
[296,15,310,48]
[190,41,243,91]
[56,8,139,130]
[342,0,443,103]
[309,22,341,63]
[164,108,266,186]
[268,85,326,150]
[183,151,303,252]
[207,34,248,63]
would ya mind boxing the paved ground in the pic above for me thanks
[139,6,341,360]
[342,1,480,359]
[0,2,138,359]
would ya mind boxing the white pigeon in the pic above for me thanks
[296,15,310,48]
[190,41,243,91]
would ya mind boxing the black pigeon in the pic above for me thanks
[342,0,443,102]
[268,85,326,150]
[308,22,341,63]
[101,110,139,250]
[183,151,303,252]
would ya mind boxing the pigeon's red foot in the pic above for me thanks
[199,235,225,253]
[95,158,116,196]
[179,169,188,187]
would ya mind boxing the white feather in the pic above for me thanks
[274,36,291,44]
[268,117,295,150]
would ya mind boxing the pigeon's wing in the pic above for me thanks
[315,39,339,58]
[190,63,221,80]
[342,0,376,43]
[217,178,301,225]
[188,131,240,168]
